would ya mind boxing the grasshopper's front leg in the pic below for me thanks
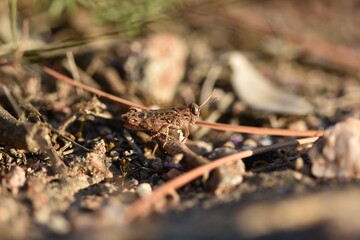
[182,125,190,142]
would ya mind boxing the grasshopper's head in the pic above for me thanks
[189,103,201,117]
[189,90,216,119]
[121,107,143,128]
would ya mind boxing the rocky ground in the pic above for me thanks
[1,1,360,239]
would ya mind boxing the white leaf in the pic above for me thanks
[228,52,314,115]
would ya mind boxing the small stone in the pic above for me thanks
[208,159,245,196]
[309,118,360,179]
[136,183,152,199]
[6,166,26,193]
[243,139,258,149]
[47,214,71,235]
[292,171,303,180]
[86,152,111,177]
[223,141,235,148]
[288,120,308,131]
[294,157,304,171]
[207,147,245,195]
[93,139,107,156]
[258,136,273,146]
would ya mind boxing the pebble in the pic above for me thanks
[136,183,152,199]
[309,118,360,179]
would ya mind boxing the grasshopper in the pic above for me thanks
[121,92,215,147]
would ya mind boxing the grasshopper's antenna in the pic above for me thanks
[199,90,216,109]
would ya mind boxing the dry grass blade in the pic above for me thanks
[123,136,319,223]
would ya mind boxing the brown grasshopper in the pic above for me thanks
[121,92,215,147]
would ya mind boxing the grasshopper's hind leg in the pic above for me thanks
[148,124,170,148]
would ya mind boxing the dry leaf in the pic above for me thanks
[228,52,314,115]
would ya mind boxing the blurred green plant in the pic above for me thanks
[10,0,18,44]
[88,0,173,36]
[3,0,177,61]
[34,0,174,37]
[47,0,78,17]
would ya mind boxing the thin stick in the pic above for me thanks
[123,136,319,223]
[196,120,325,137]
[42,66,145,109]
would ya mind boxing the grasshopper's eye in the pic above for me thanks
[129,107,141,113]
[189,103,200,116]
